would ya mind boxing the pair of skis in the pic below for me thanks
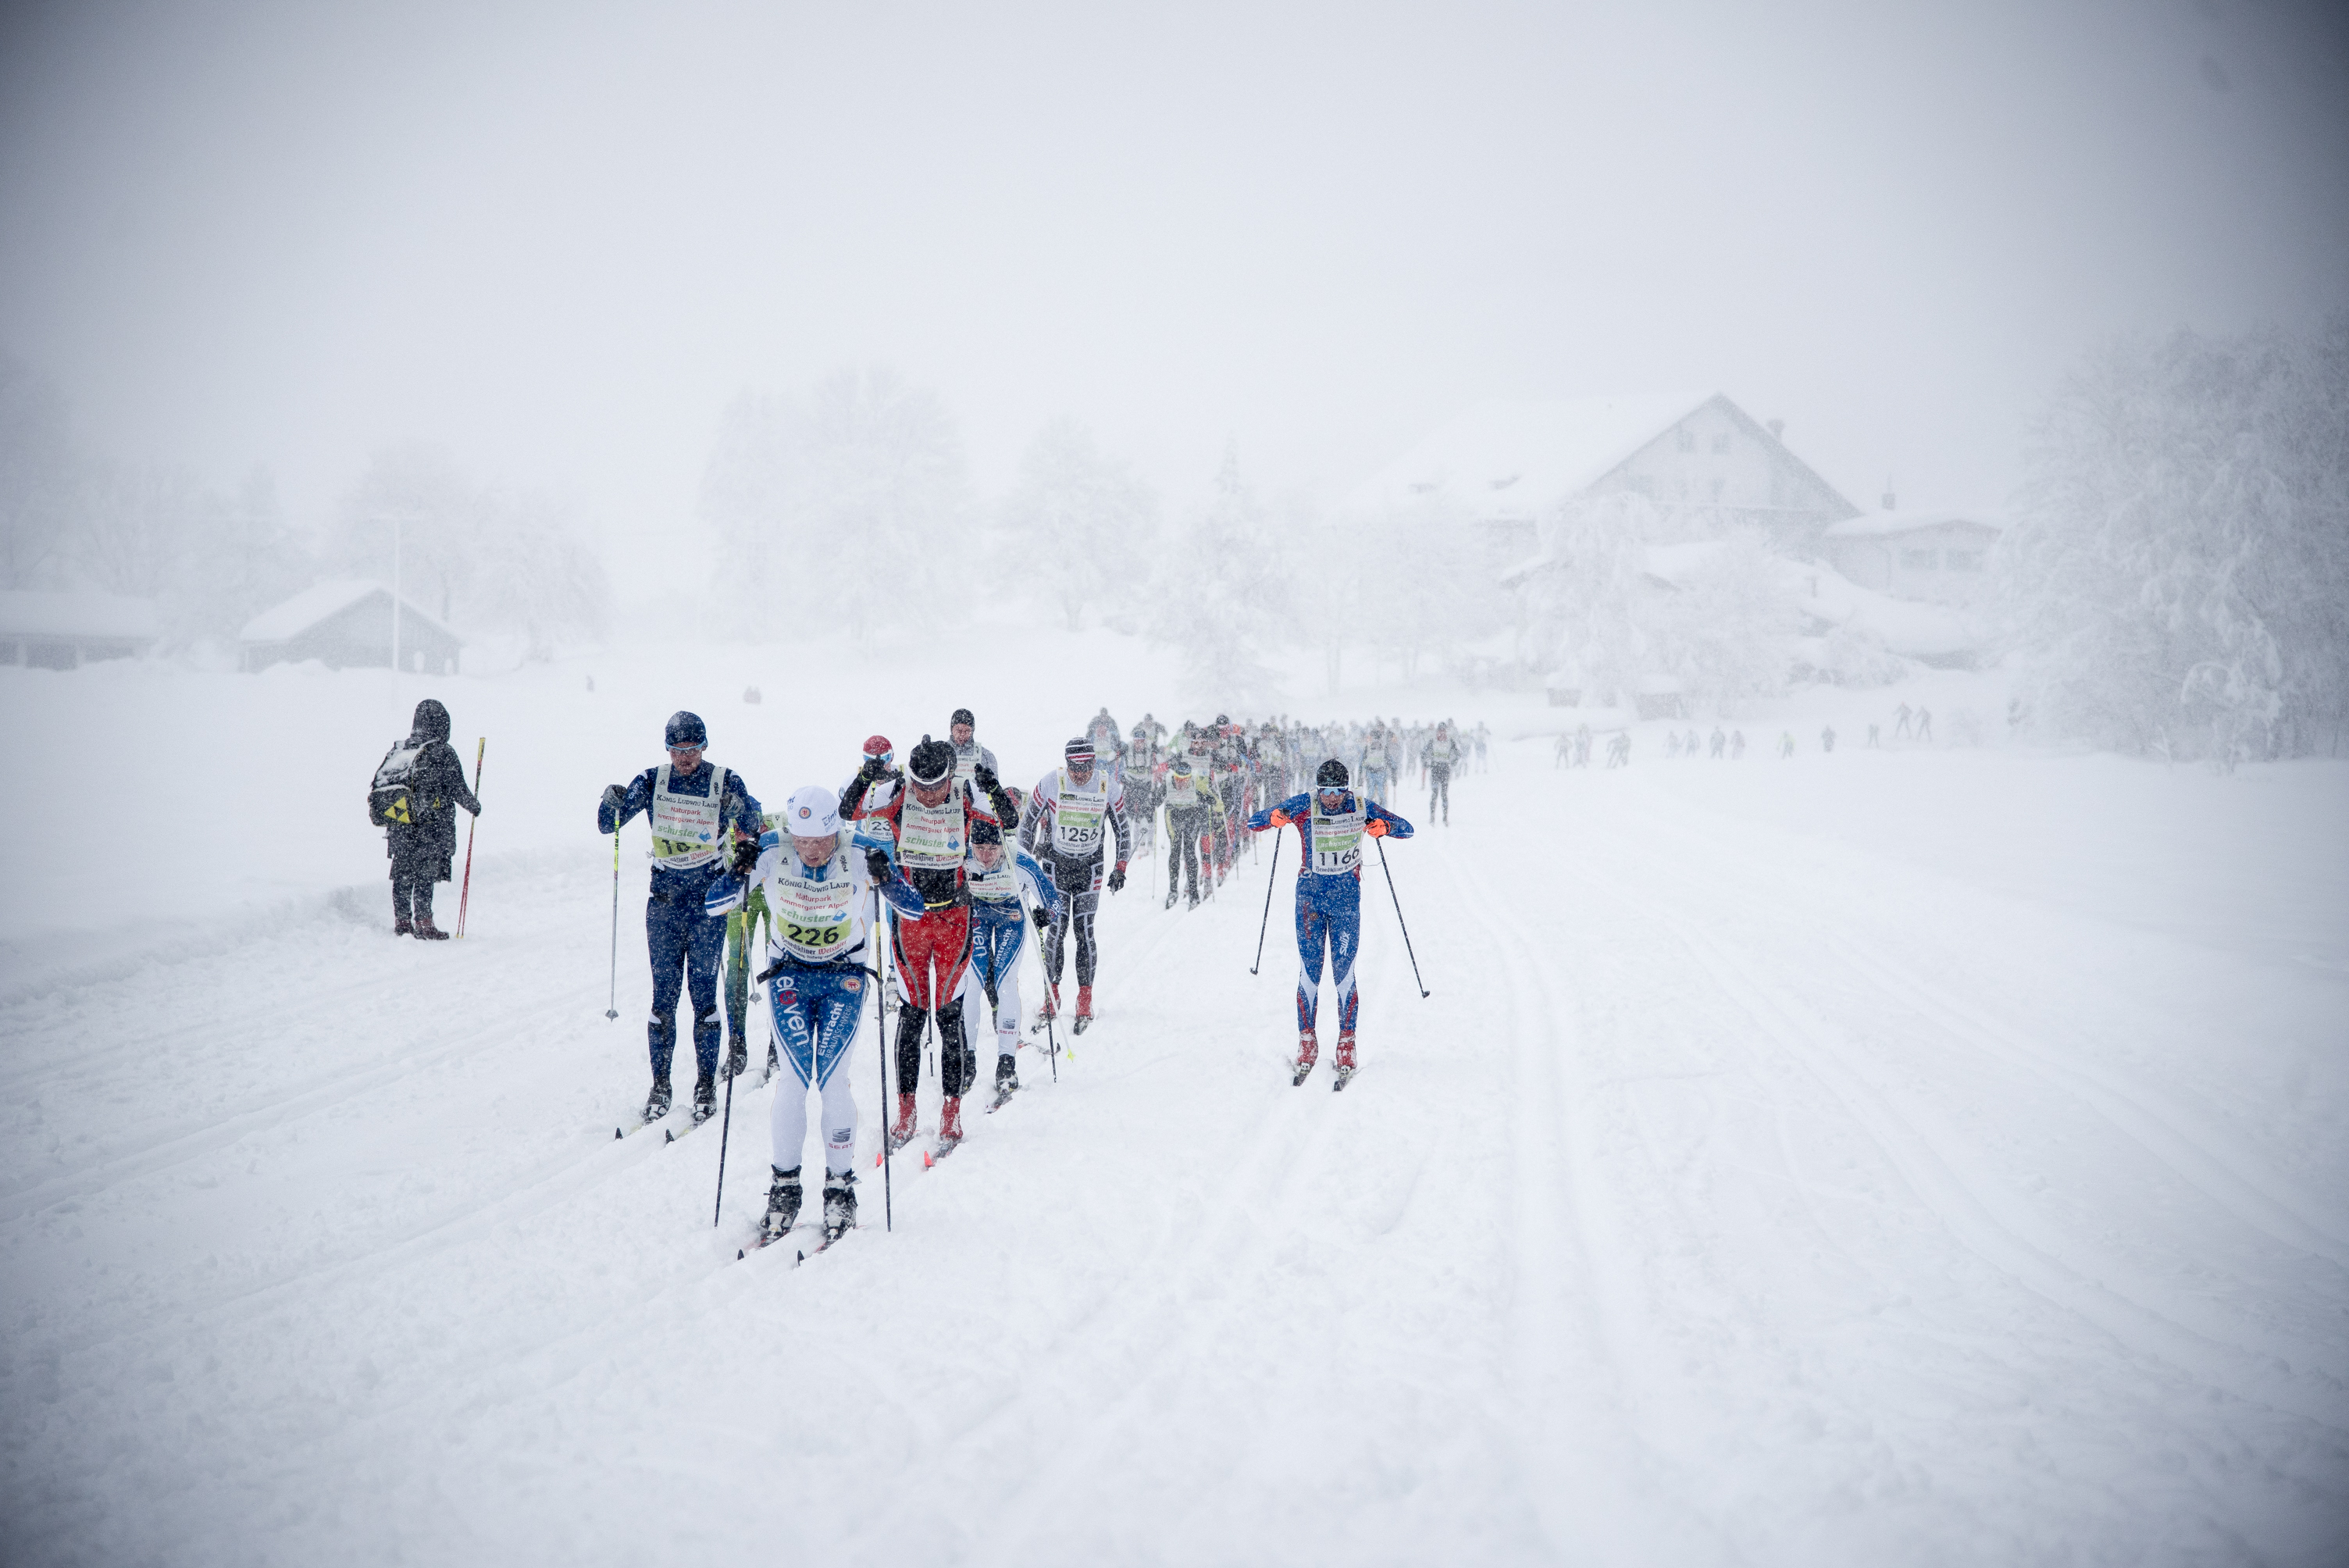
[1289,1057,1358,1092]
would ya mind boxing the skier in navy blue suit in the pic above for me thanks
[597,711,764,1125]
[1244,757,1412,1086]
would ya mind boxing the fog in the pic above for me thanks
[5,0,2344,556]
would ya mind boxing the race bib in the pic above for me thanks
[897,796,964,869]
[650,765,725,868]
[769,858,857,961]
[1310,801,1363,876]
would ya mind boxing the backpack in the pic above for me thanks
[369,738,426,827]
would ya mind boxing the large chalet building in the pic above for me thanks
[1345,391,1862,561]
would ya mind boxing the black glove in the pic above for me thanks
[730,837,760,875]
[855,755,886,786]
[864,848,893,882]
[973,761,997,791]
[601,783,626,813]
[1031,904,1050,932]
[1107,864,1127,893]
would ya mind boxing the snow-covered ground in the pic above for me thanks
[3,643,2346,1566]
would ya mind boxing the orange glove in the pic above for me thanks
[1364,818,1389,838]
[1267,809,1294,829]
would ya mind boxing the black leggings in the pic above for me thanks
[896,995,975,1098]
[1166,807,1205,897]
[1429,764,1451,818]
[391,874,437,925]
[1043,852,1103,986]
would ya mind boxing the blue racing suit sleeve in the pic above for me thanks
[597,768,660,834]
[1014,850,1062,919]
[1364,799,1414,839]
[1246,793,1310,832]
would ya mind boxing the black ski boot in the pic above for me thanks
[1165,888,1178,910]
[821,1170,857,1244]
[989,1054,1018,1110]
[762,1166,802,1243]
[642,1074,673,1122]
[690,1073,717,1125]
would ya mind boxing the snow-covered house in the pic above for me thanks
[0,591,160,668]
[1346,392,1861,557]
[238,579,464,675]
[1819,508,2002,606]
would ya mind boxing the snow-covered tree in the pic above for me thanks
[999,419,1157,632]
[0,353,77,590]
[1152,444,1286,711]
[333,444,481,624]
[1647,529,1801,713]
[2004,319,2349,762]
[699,366,970,640]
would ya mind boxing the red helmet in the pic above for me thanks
[862,734,893,758]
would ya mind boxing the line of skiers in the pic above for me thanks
[593,709,1138,1245]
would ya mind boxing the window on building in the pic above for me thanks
[1943,549,1984,572]
[1676,429,1695,453]
[1710,433,1731,454]
[1899,547,1939,571]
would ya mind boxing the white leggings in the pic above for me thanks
[772,1074,857,1178]
[961,950,1023,1055]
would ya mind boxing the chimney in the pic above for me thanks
[1766,418,1784,441]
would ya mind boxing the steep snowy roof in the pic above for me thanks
[1345,392,1716,518]
[0,590,159,640]
[238,579,462,644]
[1822,509,2005,540]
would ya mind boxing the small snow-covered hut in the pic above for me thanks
[238,580,463,674]
[0,591,160,668]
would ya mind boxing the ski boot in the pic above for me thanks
[394,916,413,937]
[1186,889,1200,910]
[413,915,450,940]
[1073,985,1094,1036]
[989,1054,1018,1111]
[1290,1028,1319,1087]
[762,1166,803,1242]
[691,1073,716,1125]
[1332,1032,1358,1091]
[936,1096,965,1155]
[1165,888,1178,910]
[821,1169,857,1243]
[887,1092,919,1153]
[1030,991,1057,1034]
[642,1074,673,1123]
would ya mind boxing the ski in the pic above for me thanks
[1332,1066,1357,1092]
[1290,1061,1314,1087]
[738,1221,811,1259]
[985,1085,1015,1114]
[1071,1014,1093,1037]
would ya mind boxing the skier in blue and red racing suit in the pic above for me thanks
[1244,756,1413,1085]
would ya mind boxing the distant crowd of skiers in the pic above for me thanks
[1553,702,1941,768]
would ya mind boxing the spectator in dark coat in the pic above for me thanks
[388,698,480,939]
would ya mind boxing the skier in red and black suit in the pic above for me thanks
[840,734,1020,1153]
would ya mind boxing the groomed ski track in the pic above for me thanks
[4,754,2347,1566]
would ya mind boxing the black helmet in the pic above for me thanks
[970,818,1003,846]
[665,711,707,749]
[1172,757,1192,775]
[1214,713,1229,726]
[1317,758,1349,789]
[907,735,955,786]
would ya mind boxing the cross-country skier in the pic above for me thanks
[597,711,764,1125]
[961,818,1060,1107]
[372,697,480,939]
[706,786,922,1245]
[1160,754,1215,907]
[1424,722,1460,825]
[1019,736,1132,1034]
[1359,724,1395,807]
[841,735,1018,1156]
[947,707,998,792]
[1245,758,1413,1087]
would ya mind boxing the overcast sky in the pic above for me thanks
[3,0,2344,550]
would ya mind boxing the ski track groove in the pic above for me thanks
[1610,865,2348,1431]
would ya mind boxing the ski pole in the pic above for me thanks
[1249,825,1282,975]
[712,978,739,1228]
[1374,836,1430,998]
[604,831,621,1021]
[872,890,893,1232]
[456,737,485,936]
